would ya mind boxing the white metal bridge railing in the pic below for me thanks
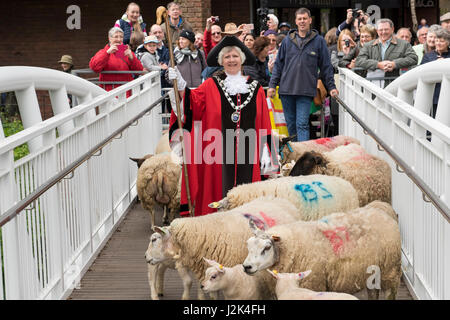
[338,59,450,300]
[0,67,163,299]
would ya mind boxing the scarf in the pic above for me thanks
[174,47,199,64]
[120,13,144,25]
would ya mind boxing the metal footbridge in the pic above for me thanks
[0,61,449,300]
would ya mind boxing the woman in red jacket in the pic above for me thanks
[89,27,143,94]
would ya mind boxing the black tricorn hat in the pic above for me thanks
[206,35,256,67]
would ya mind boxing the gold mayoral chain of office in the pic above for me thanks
[215,76,259,123]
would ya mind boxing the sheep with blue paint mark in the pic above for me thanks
[289,143,391,206]
[243,200,401,300]
[211,175,360,221]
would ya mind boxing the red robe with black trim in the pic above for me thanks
[170,74,277,217]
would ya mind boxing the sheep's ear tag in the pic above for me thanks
[208,202,221,209]
[272,235,280,242]
[298,270,312,280]
[217,264,225,272]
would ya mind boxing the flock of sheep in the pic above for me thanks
[131,132,401,300]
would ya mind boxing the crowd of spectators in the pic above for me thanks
[57,2,450,139]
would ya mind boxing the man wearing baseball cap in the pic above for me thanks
[441,12,450,32]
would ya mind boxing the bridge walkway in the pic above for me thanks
[68,202,414,300]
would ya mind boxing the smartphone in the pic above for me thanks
[115,44,128,60]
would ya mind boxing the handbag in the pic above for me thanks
[313,79,328,106]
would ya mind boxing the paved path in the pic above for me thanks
[69,202,414,300]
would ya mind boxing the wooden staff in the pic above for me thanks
[156,6,194,217]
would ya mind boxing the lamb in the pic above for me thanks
[145,227,206,300]
[289,143,391,206]
[136,152,182,228]
[266,270,359,300]
[243,200,401,300]
[278,134,360,167]
[201,258,275,300]
[145,197,305,299]
[210,175,360,221]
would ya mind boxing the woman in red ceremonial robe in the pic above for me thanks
[168,36,278,216]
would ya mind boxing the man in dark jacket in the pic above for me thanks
[268,7,338,142]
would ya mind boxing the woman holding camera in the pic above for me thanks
[89,27,143,94]
[331,30,358,70]
[203,16,222,58]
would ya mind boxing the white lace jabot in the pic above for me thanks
[223,71,249,96]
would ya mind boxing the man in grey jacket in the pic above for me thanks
[268,7,338,142]
[355,18,418,85]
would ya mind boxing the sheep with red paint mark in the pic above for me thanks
[144,198,304,299]
[243,201,401,300]
[278,134,360,167]
[289,143,391,206]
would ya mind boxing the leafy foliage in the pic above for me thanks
[1,112,30,161]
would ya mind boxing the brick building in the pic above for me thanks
[2,0,446,71]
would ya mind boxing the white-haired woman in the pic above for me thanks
[267,14,279,32]
[167,36,278,217]
[89,27,143,95]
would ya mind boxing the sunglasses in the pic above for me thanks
[212,32,221,35]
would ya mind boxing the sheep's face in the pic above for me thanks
[145,227,174,265]
[289,151,326,176]
[201,266,225,293]
[243,236,277,275]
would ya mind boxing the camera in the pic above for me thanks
[257,7,269,33]
[352,9,362,19]
[344,39,350,47]
[211,16,219,23]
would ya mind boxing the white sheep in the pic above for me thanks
[278,134,360,166]
[201,258,275,300]
[210,175,360,221]
[136,152,182,228]
[289,143,391,206]
[145,227,206,300]
[243,201,401,300]
[267,270,359,300]
[145,197,305,299]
